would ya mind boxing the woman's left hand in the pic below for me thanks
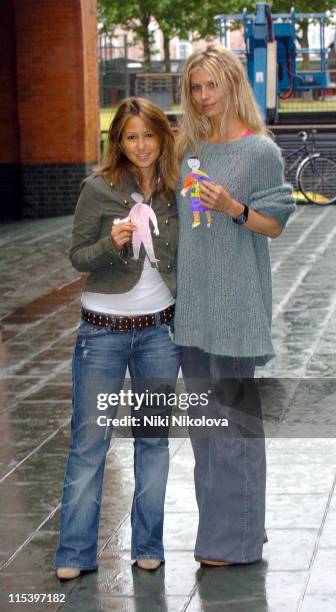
[199,181,238,216]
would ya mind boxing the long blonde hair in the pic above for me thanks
[177,44,269,160]
[96,97,179,197]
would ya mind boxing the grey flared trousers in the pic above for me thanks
[182,347,267,564]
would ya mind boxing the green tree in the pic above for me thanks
[99,1,154,71]
[98,0,232,72]
[154,0,220,72]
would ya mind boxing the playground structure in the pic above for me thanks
[98,0,336,166]
[135,73,175,111]
[98,4,335,126]
[215,3,335,122]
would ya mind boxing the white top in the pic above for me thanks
[82,256,174,315]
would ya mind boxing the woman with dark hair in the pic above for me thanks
[54,97,181,579]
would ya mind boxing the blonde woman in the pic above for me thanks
[54,98,181,579]
[175,45,295,566]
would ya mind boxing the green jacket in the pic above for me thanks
[69,173,178,296]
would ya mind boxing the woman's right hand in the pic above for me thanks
[111,221,136,252]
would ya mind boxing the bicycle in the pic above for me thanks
[281,130,336,205]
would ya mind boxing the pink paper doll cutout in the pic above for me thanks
[128,192,160,263]
[180,157,213,229]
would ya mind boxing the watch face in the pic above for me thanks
[236,214,247,225]
[233,205,249,225]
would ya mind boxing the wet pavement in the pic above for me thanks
[0,206,336,611]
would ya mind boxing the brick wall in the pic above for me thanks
[81,0,100,163]
[21,163,96,217]
[0,0,99,219]
[0,1,21,218]
[0,1,19,165]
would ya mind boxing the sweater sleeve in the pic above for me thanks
[248,141,296,227]
[69,178,125,272]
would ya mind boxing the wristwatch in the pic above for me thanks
[232,204,249,225]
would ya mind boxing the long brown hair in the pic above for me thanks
[177,44,270,160]
[95,97,179,197]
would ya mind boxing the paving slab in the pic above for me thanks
[1,208,336,611]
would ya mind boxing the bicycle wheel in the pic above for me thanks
[298,156,336,205]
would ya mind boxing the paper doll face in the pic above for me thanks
[190,67,224,121]
[121,116,161,174]
[131,192,144,204]
[188,157,201,172]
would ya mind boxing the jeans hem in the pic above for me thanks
[53,563,98,571]
[132,555,165,561]
[195,554,262,565]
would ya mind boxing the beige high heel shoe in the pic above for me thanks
[56,567,81,580]
[136,559,162,570]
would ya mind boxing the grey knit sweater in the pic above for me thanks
[174,134,296,364]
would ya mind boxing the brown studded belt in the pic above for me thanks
[81,304,175,331]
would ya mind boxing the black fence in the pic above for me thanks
[98,33,184,106]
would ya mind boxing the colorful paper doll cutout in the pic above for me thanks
[180,157,213,228]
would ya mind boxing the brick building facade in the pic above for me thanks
[0,0,99,220]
